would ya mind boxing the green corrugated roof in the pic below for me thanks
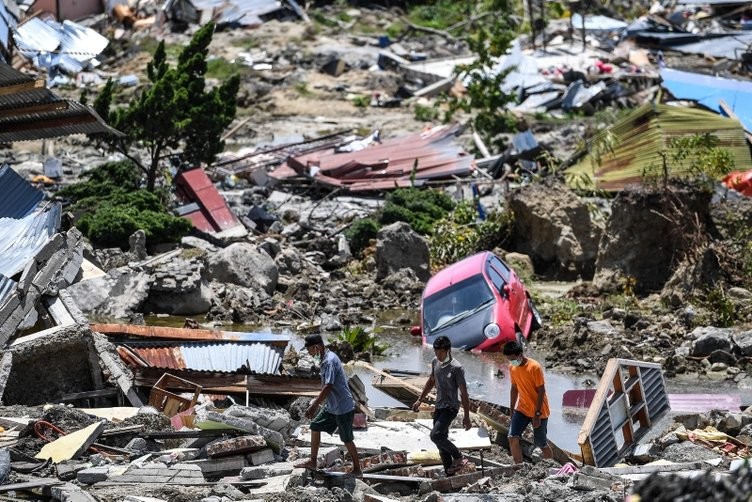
[564,103,752,191]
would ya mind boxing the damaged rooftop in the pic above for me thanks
[0,0,749,501]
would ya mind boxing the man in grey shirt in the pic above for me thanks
[413,336,471,476]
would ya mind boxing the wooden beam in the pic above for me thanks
[0,101,67,119]
[92,323,289,347]
[0,79,45,96]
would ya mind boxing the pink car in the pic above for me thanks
[411,251,541,351]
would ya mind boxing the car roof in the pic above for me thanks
[423,251,490,298]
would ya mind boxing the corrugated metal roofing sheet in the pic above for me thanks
[660,68,752,132]
[122,342,284,374]
[174,167,242,233]
[0,274,16,307]
[671,33,752,61]
[0,202,61,278]
[271,124,476,191]
[0,164,44,218]
[565,103,752,191]
[0,63,121,142]
[14,18,109,74]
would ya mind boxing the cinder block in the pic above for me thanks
[77,466,110,484]
[34,233,65,265]
[240,463,294,480]
[321,446,341,467]
[246,448,275,466]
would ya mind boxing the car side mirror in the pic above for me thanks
[409,325,422,336]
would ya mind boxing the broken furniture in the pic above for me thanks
[148,373,202,417]
[577,358,670,467]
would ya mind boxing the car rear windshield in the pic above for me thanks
[423,274,494,333]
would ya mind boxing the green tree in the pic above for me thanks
[442,0,518,150]
[90,22,240,191]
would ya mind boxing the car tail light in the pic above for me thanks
[483,323,500,339]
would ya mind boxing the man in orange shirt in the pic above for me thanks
[502,340,553,464]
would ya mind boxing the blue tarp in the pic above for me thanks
[660,68,752,133]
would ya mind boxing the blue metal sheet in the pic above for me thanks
[127,341,285,374]
[0,202,60,278]
[0,274,16,307]
[660,68,752,132]
[0,164,44,218]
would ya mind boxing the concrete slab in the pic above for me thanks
[296,421,491,453]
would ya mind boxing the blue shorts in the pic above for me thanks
[508,410,548,449]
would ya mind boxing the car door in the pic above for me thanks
[491,256,527,328]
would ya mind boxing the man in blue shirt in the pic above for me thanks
[294,334,362,477]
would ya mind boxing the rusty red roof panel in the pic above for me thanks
[269,125,475,190]
[174,167,242,233]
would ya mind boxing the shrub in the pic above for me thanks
[57,160,140,200]
[333,325,386,356]
[379,188,455,235]
[345,218,379,257]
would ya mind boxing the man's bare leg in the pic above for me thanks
[344,441,362,477]
[294,430,321,469]
[509,437,523,464]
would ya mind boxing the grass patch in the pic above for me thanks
[230,34,260,49]
[407,0,474,30]
[206,57,247,80]
[414,103,440,122]
[351,95,370,108]
[294,82,314,97]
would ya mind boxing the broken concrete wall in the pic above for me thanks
[3,324,97,405]
[0,228,83,345]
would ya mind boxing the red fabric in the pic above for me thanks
[724,170,752,196]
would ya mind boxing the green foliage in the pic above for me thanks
[407,0,473,30]
[351,95,370,108]
[441,0,517,150]
[430,201,513,268]
[294,82,313,96]
[90,22,240,191]
[333,325,386,356]
[385,22,406,39]
[345,218,380,257]
[541,298,581,327]
[76,198,192,248]
[62,161,191,248]
[699,286,737,328]
[414,103,440,122]
[57,160,140,200]
[643,133,735,190]
[206,57,249,80]
[379,188,455,235]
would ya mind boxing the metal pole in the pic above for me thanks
[581,1,587,52]
[539,0,546,52]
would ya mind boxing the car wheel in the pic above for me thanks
[529,299,543,332]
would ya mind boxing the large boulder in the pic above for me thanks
[375,222,430,282]
[507,181,601,279]
[689,327,734,357]
[594,184,713,293]
[206,243,278,295]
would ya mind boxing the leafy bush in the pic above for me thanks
[430,201,513,268]
[333,325,386,356]
[380,188,455,235]
[414,103,439,122]
[62,161,191,248]
[57,160,141,200]
[345,218,379,258]
[75,191,192,248]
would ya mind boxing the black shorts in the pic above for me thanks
[310,408,355,443]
